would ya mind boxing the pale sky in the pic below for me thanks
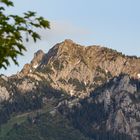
[1,0,140,75]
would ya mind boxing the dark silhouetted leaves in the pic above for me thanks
[0,0,50,69]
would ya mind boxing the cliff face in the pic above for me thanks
[18,39,140,98]
[58,74,140,140]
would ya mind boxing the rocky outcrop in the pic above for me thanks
[19,50,45,76]
[0,75,10,102]
[0,86,9,102]
[58,74,140,140]
[31,49,45,68]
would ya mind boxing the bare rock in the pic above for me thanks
[0,86,10,102]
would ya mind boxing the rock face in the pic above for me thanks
[19,39,140,98]
[1,40,140,140]
[0,86,9,102]
[59,74,140,140]
[20,50,45,75]
[0,75,11,102]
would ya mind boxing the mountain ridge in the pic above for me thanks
[17,39,140,98]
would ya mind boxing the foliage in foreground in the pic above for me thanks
[0,0,50,69]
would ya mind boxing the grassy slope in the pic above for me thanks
[0,101,92,140]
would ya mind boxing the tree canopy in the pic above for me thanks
[0,0,50,69]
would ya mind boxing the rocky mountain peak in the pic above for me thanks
[31,49,45,68]
[18,40,140,98]
[46,39,84,59]
[19,50,45,76]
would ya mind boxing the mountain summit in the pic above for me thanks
[19,39,140,98]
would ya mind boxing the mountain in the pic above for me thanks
[0,39,140,140]
[17,39,140,98]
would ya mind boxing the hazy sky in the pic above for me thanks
[1,0,140,75]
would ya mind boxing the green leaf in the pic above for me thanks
[0,0,14,7]
[0,7,5,11]
[24,11,36,18]
[40,20,50,28]
[32,32,41,42]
